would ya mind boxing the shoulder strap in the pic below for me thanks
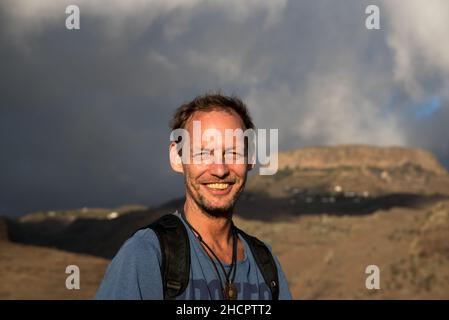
[145,214,190,300]
[235,227,280,300]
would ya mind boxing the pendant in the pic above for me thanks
[223,282,237,300]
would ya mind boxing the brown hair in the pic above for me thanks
[169,92,255,131]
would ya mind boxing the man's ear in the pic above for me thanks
[169,142,184,173]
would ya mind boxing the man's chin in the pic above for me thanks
[200,201,235,217]
[187,184,242,217]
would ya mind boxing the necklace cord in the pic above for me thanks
[180,212,237,299]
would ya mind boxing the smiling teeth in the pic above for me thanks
[206,183,229,190]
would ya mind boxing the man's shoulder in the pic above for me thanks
[126,212,182,246]
[115,226,161,260]
[96,225,164,299]
[236,227,275,252]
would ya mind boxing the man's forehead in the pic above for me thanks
[185,109,246,132]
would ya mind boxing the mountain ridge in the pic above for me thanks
[247,144,449,199]
[277,144,448,175]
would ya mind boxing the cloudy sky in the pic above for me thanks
[1,0,448,217]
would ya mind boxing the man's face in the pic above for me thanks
[181,110,249,216]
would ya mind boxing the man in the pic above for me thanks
[96,93,291,300]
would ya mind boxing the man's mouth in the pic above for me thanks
[202,182,234,195]
[205,183,230,190]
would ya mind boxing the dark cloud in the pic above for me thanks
[1,0,448,216]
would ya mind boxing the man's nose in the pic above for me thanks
[208,162,230,178]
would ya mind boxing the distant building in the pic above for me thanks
[107,212,119,220]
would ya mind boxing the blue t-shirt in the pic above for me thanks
[96,211,292,300]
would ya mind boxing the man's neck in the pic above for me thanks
[183,197,233,251]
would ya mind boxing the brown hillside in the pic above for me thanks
[2,200,449,299]
[278,145,448,174]
[247,145,449,199]
[0,241,108,299]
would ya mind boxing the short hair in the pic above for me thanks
[169,92,255,131]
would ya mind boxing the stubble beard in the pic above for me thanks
[184,175,246,218]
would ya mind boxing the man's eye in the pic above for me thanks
[192,152,213,162]
[225,152,244,159]
[194,151,209,156]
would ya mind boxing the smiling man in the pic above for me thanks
[96,93,291,300]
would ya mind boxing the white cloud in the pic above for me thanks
[247,69,405,149]
[384,0,449,100]
[299,72,404,145]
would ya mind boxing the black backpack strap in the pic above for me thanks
[144,214,190,300]
[235,227,280,300]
